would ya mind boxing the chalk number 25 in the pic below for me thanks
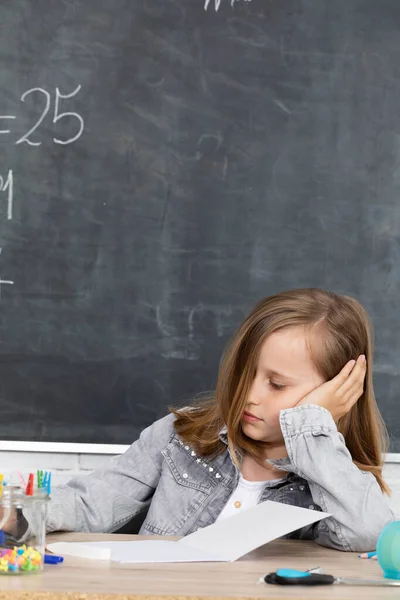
[16,85,84,146]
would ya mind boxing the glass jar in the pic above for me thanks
[0,486,49,575]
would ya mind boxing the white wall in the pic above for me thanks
[1,449,400,518]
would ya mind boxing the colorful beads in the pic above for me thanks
[0,545,42,574]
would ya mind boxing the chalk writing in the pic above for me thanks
[0,170,13,220]
[0,116,16,135]
[0,275,14,302]
[16,88,51,146]
[0,85,83,303]
[53,85,84,145]
[0,86,84,146]
[204,0,252,11]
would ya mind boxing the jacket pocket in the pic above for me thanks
[161,442,216,493]
[141,442,214,535]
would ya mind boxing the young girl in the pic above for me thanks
[6,288,395,551]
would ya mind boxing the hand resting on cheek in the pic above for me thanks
[296,355,367,421]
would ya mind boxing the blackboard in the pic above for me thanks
[0,0,400,450]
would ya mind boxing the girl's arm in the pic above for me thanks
[46,413,176,534]
[278,404,394,552]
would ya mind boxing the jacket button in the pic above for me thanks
[309,504,314,510]
[183,473,188,479]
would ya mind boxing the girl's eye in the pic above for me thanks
[269,380,285,391]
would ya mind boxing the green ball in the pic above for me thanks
[377,521,400,580]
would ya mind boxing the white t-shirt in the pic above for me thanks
[216,475,283,521]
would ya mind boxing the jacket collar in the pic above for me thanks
[218,424,229,445]
[218,424,293,472]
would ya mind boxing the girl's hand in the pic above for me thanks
[295,355,367,420]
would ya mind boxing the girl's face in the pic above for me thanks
[241,326,325,444]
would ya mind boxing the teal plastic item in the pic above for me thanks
[275,569,310,579]
[377,521,400,580]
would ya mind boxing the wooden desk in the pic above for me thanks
[0,533,397,600]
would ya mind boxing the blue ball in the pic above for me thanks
[377,521,400,580]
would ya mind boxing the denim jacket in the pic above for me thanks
[46,405,394,552]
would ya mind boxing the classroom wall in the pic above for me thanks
[1,451,400,519]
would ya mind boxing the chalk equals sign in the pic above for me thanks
[0,277,14,300]
[0,250,14,301]
[0,115,16,134]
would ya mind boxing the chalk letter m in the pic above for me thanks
[204,0,223,10]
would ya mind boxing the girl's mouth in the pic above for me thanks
[242,411,262,423]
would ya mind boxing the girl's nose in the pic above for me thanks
[247,378,266,405]
[247,388,262,405]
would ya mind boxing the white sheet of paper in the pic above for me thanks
[47,541,111,561]
[76,540,223,563]
[48,501,329,564]
[178,500,330,562]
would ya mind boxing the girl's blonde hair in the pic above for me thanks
[171,288,390,494]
